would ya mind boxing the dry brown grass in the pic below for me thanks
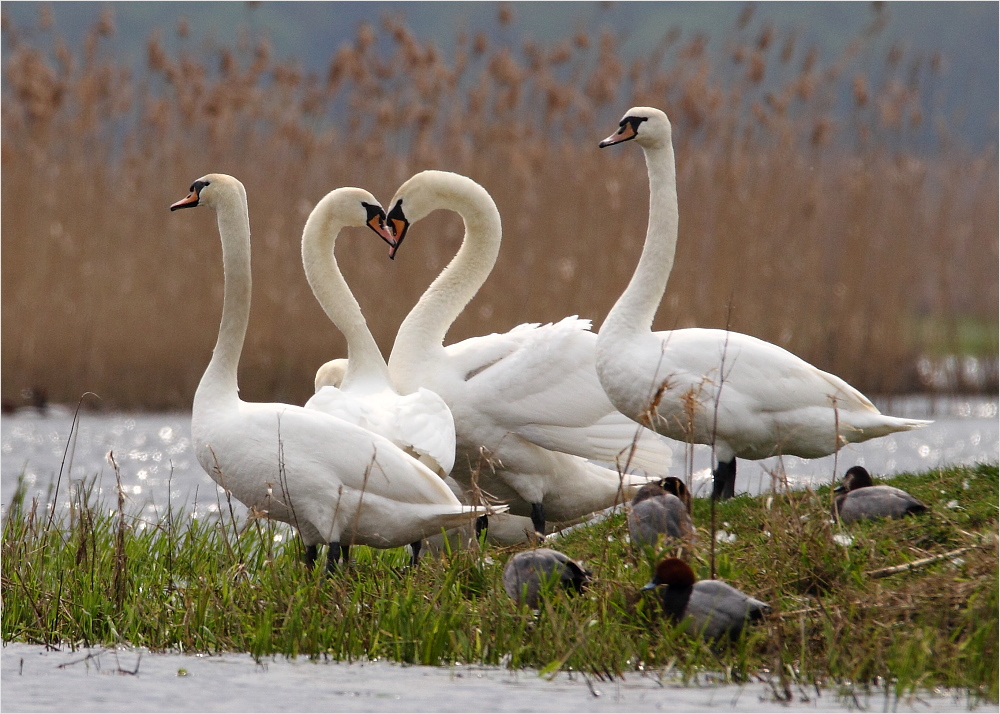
[2,7,996,410]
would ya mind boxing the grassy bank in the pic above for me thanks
[2,7,997,410]
[2,463,996,702]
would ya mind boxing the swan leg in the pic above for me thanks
[530,502,546,540]
[409,540,422,567]
[325,542,345,575]
[340,544,351,566]
[475,515,489,541]
[711,458,737,501]
[304,544,319,569]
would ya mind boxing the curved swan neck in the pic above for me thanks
[196,190,252,412]
[601,141,678,338]
[301,209,390,390]
[389,181,502,387]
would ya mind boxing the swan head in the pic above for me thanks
[310,187,396,249]
[314,357,348,391]
[385,170,492,260]
[170,173,246,211]
[599,107,671,150]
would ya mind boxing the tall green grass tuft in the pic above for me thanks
[2,463,996,702]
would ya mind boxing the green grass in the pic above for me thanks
[2,463,996,703]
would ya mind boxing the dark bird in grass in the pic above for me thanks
[502,548,591,608]
[832,466,928,525]
[642,557,770,641]
[628,476,696,549]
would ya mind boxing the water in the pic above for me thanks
[2,396,996,518]
[2,397,997,712]
[1,642,991,713]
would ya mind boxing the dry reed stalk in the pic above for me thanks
[1,7,995,409]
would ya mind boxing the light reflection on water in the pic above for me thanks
[1,397,997,516]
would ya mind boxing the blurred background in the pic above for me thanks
[2,1,997,411]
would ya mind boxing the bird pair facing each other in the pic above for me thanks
[169,177,492,573]
[169,168,674,572]
[171,105,929,573]
[502,549,769,642]
[299,169,675,545]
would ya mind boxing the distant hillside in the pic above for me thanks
[2,1,996,149]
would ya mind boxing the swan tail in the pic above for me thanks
[841,415,933,443]
[423,504,508,532]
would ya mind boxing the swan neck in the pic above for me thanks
[196,193,252,411]
[390,188,501,389]
[302,211,390,389]
[602,141,678,337]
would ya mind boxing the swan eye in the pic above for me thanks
[624,116,649,134]
[361,201,384,223]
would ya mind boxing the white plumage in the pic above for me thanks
[300,187,456,478]
[595,107,931,500]
[379,170,673,535]
[170,174,486,573]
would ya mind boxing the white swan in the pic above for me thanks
[300,188,456,481]
[378,170,672,537]
[312,360,584,546]
[595,107,931,500]
[170,174,488,573]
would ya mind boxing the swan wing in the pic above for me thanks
[243,401,459,507]
[387,387,457,476]
[304,385,368,424]
[658,329,879,415]
[306,385,456,476]
[442,321,542,381]
[517,412,673,473]
[459,317,623,432]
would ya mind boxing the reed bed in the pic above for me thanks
[2,6,997,410]
[2,462,996,701]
